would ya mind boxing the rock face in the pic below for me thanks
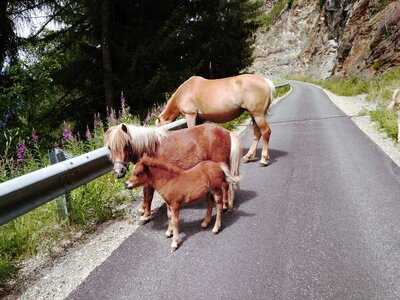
[248,0,321,78]
[252,0,400,79]
[333,0,400,76]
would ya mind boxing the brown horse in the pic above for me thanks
[104,123,241,221]
[156,74,275,165]
[125,155,239,250]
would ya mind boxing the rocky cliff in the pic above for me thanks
[250,0,400,79]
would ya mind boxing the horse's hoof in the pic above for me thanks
[260,158,270,166]
[139,215,152,222]
[212,227,220,234]
[242,156,258,163]
[171,241,179,251]
[165,230,173,238]
[137,206,145,215]
[201,220,210,228]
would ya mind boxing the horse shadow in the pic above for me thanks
[242,148,288,165]
[147,188,257,242]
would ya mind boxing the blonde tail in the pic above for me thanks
[264,77,275,113]
[264,77,275,101]
[220,163,240,185]
[226,131,242,210]
[229,132,242,177]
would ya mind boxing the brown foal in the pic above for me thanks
[125,155,239,251]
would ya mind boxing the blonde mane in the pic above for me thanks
[105,124,168,160]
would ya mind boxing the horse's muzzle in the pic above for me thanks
[124,181,133,189]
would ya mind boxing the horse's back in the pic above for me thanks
[156,124,230,169]
[188,74,270,117]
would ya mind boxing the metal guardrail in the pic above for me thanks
[0,119,187,226]
[0,81,289,226]
[274,81,290,88]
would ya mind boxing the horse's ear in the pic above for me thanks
[121,124,128,133]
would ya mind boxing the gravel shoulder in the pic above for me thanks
[305,82,400,167]
[10,194,164,300]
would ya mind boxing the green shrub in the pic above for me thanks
[0,258,17,287]
[0,104,137,287]
[369,109,398,141]
[275,84,290,98]
[259,0,291,30]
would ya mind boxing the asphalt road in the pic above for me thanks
[69,82,400,300]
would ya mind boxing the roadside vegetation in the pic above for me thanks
[259,0,294,30]
[291,67,400,141]
[0,103,138,293]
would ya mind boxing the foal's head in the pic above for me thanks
[105,123,133,178]
[125,155,182,189]
[125,160,150,189]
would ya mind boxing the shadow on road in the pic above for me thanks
[146,188,257,242]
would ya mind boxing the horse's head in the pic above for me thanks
[155,114,171,127]
[105,123,134,178]
[125,157,150,189]
[155,105,179,126]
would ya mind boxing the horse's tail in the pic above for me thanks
[225,129,242,210]
[264,77,275,113]
[229,131,242,177]
[220,163,240,185]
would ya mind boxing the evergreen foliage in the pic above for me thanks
[0,0,262,156]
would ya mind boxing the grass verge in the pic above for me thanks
[369,109,398,141]
[0,105,138,292]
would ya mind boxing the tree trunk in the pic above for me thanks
[101,0,114,109]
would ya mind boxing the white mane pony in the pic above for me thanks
[104,123,167,177]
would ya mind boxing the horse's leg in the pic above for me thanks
[170,205,181,251]
[242,118,261,163]
[185,113,197,128]
[225,182,235,211]
[165,204,173,238]
[212,192,223,234]
[140,186,154,222]
[253,114,272,166]
[201,196,213,228]
[221,182,230,211]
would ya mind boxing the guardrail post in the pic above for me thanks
[48,148,72,222]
